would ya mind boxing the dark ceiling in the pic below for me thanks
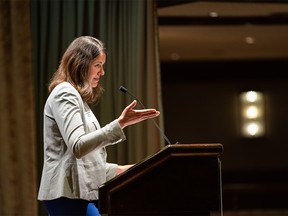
[156,0,288,61]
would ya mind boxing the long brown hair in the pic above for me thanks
[48,36,106,104]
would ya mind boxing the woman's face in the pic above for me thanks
[88,51,106,88]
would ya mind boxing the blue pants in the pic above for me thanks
[44,197,101,216]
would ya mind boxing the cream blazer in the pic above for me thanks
[38,82,126,201]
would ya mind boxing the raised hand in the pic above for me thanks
[118,100,160,129]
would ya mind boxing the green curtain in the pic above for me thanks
[31,0,164,214]
[97,0,165,164]
[32,0,164,163]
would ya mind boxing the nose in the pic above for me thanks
[98,67,105,76]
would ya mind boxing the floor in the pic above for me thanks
[212,210,288,216]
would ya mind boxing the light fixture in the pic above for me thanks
[240,91,265,138]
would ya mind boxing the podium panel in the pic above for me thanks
[99,143,224,216]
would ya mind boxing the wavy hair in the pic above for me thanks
[48,36,106,104]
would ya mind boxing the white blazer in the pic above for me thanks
[38,82,126,201]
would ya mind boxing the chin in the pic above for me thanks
[91,82,98,88]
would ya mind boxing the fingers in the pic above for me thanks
[133,109,160,121]
[135,109,160,117]
[125,100,137,110]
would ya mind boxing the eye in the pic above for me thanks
[93,61,105,70]
[95,63,101,68]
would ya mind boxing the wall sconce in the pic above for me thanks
[240,91,265,138]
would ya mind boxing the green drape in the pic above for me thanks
[31,0,164,214]
[97,0,165,164]
[32,0,164,163]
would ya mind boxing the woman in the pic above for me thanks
[38,36,160,216]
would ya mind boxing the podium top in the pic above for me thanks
[164,143,223,154]
[143,143,224,161]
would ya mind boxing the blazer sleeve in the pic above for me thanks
[48,83,126,158]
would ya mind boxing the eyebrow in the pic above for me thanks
[93,60,105,64]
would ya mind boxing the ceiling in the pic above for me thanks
[157,0,288,61]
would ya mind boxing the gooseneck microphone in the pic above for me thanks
[119,85,172,145]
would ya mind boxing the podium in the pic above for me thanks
[98,143,224,216]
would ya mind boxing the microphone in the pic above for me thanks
[119,85,172,145]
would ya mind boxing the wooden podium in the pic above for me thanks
[98,143,224,216]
